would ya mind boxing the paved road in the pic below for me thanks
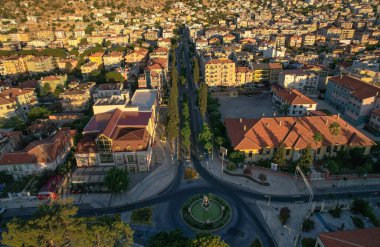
[3,32,380,247]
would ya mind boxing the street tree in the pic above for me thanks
[229,151,245,164]
[42,83,51,96]
[181,122,191,155]
[273,143,286,166]
[199,82,208,118]
[182,101,190,120]
[298,145,313,171]
[0,116,26,131]
[192,233,229,247]
[193,57,200,84]
[104,166,129,192]
[198,123,213,154]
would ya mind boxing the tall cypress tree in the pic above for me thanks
[193,57,200,85]
[199,82,208,118]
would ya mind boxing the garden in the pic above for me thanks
[182,194,231,231]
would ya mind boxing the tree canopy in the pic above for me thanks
[28,106,52,122]
[104,166,129,192]
[106,71,125,83]
[1,200,134,247]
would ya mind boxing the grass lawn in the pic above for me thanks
[130,207,153,225]
[191,200,222,222]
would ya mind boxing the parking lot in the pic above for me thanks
[216,93,277,120]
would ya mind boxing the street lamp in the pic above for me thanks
[265,195,271,221]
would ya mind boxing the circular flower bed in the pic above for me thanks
[182,194,231,231]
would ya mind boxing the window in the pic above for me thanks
[258,149,263,154]
[286,149,290,155]
[248,151,253,157]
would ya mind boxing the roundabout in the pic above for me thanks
[182,194,231,231]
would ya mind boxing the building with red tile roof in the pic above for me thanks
[225,115,375,163]
[0,129,76,180]
[76,108,154,172]
[316,227,380,247]
[325,75,380,124]
[272,85,317,116]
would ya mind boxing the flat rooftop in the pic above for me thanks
[130,89,157,111]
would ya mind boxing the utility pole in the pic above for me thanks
[265,195,271,221]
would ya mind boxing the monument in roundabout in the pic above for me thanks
[182,193,231,231]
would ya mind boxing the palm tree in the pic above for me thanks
[329,122,341,151]
[312,132,324,159]
[279,104,290,116]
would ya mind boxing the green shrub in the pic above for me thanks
[302,219,315,232]
[279,207,291,225]
[301,238,316,247]
[131,208,153,225]
[352,216,364,229]
[329,207,342,218]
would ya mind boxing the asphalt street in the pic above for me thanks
[3,31,380,247]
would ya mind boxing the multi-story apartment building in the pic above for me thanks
[235,67,254,86]
[88,52,105,66]
[26,56,56,75]
[60,82,96,112]
[81,62,100,80]
[0,88,37,119]
[272,85,317,116]
[369,109,380,135]
[205,58,236,87]
[0,129,76,180]
[269,63,283,84]
[125,48,149,65]
[39,74,68,93]
[36,30,55,41]
[303,35,316,46]
[225,115,375,163]
[325,75,380,125]
[103,52,124,71]
[252,63,270,83]
[0,56,29,76]
[92,83,130,102]
[340,29,355,39]
[278,69,319,94]
[9,33,31,42]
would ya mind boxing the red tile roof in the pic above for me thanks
[329,75,380,100]
[318,227,380,247]
[225,115,375,151]
[272,85,317,105]
[372,109,380,117]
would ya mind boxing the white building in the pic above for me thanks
[278,69,319,94]
[272,85,317,116]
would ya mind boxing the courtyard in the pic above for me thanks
[216,93,277,120]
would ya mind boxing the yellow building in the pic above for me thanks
[88,52,105,66]
[60,82,96,112]
[340,29,355,39]
[26,56,56,74]
[81,62,100,80]
[0,56,29,76]
[0,88,37,119]
[225,115,375,163]
[235,67,254,86]
[39,74,68,93]
[9,33,31,42]
[125,48,149,64]
[36,30,55,41]
[205,58,236,87]
[251,63,270,83]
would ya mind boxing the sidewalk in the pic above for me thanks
[1,138,177,209]
[204,156,307,195]
[203,151,380,196]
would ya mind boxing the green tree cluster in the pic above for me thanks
[28,106,52,122]
[298,145,313,172]
[0,116,26,131]
[106,71,124,83]
[1,200,133,247]
[147,230,228,247]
